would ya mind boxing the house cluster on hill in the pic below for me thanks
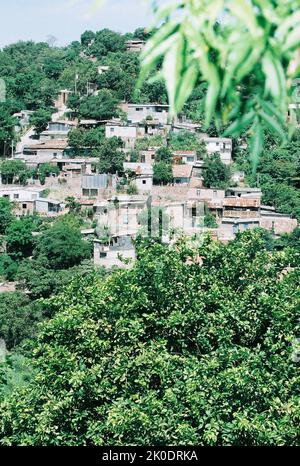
[1,88,297,268]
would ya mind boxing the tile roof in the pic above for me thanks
[172,164,193,178]
[24,140,68,150]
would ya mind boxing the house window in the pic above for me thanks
[135,107,143,111]
[110,127,115,133]
[14,194,19,199]
[100,252,107,258]
[142,180,147,185]
[53,153,57,158]
[123,214,129,225]
[22,203,27,209]
[196,189,201,197]
[213,190,217,198]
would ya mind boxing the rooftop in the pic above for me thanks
[123,162,153,176]
[24,140,68,150]
[127,103,170,108]
[223,197,261,208]
[172,164,193,178]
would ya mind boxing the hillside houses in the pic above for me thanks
[0,186,63,216]
[5,93,296,271]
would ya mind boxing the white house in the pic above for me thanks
[123,162,153,191]
[105,124,139,148]
[39,121,75,141]
[203,137,233,165]
[120,103,170,124]
[23,140,68,159]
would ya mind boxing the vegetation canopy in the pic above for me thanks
[140,0,300,169]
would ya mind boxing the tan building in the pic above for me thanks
[173,164,193,185]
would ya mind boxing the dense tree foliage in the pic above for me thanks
[29,108,53,135]
[0,231,299,445]
[0,293,42,350]
[78,90,118,121]
[0,197,14,234]
[5,217,36,261]
[203,154,231,189]
[235,130,300,220]
[153,161,173,186]
[169,131,206,158]
[33,220,92,269]
[97,137,125,174]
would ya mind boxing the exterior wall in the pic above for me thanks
[188,188,225,202]
[260,216,298,235]
[23,149,65,159]
[204,138,232,165]
[218,220,260,241]
[106,125,137,139]
[35,199,61,215]
[94,236,136,268]
[95,200,146,236]
[140,150,156,164]
[124,104,169,124]
[0,188,42,201]
[15,201,35,216]
[135,176,153,191]
[81,174,110,190]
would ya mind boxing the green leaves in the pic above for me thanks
[250,117,264,173]
[1,232,299,445]
[140,0,300,171]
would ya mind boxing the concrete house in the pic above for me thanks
[54,89,71,111]
[39,121,75,141]
[94,233,136,268]
[35,198,63,216]
[23,140,68,159]
[81,173,117,197]
[225,187,262,199]
[140,149,156,165]
[260,206,298,235]
[126,40,145,53]
[203,137,233,165]
[13,110,34,129]
[123,162,153,191]
[121,103,170,124]
[105,124,140,149]
[93,196,147,237]
[173,151,197,165]
[0,187,62,216]
[172,164,193,185]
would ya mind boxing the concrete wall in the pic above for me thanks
[260,216,298,235]
[126,105,169,124]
